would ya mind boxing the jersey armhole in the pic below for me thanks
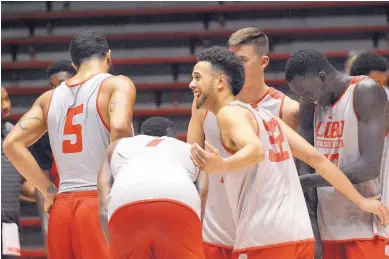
[352,84,360,121]
[96,75,114,132]
[279,95,286,119]
[44,90,54,127]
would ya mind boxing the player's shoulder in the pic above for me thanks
[354,77,386,103]
[268,87,286,100]
[101,74,136,91]
[217,103,252,125]
[353,77,387,119]
[355,77,384,92]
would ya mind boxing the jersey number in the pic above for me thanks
[146,138,164,147]
[324,153,339,166]
[62,104,84,154]
[263,118,290,162]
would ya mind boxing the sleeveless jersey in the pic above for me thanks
[220,101,313,252]
[107,135,200,221]
[381,92,389,256]
[47,73,112,194]
[202,87,286,247]
[314,76,387,241]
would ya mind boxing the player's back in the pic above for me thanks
[219,101,313,252]
[47,73,112,194]
[108,135,200,221]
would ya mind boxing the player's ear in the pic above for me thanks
[106,50,112,64]
[217,74,228,91]
[260,55,269,69]
[71,63,78,72]
[318,71,327,83]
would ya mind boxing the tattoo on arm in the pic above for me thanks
[18,117,44,130]
[109,100,120,113]
[47,184,57,194]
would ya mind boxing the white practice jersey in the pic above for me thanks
[202,87,286,247]
[107,135,200,221]
[219,101,313,252]
[381,90,389,256]
[47,73,113,193]
[314,76,387,241]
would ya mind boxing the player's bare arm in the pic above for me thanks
[97,140,120,243]
[281,96,300,131]
[3,90,57,213]
[277,117,389,225]
[194,170,209,222]
[296,96,316,177]
[299,79,387,190]
[188,100,209,219]
[191,106,265,173]
[100,75,136,143]
[187,99,207,147]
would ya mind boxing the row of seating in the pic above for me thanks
[3,1,384,22]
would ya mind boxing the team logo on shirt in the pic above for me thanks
[315,120,345,148]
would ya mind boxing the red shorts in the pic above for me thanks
[322,236,387,259]
[245,240,315,259]
[47,191,109,259]
[202,242,238,259]
[108,199,205,259]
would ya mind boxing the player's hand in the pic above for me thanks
[44,196,55,216]
[44,184,57,216]
[190,141,225,173]
[358,195,389,226]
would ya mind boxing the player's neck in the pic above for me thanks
[70,61,108,83]
[237,80,269,104]
[211,94,236,115]
[328,72,353,105]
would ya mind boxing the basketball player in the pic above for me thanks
[350,51,389,96]
[189,46,389,259]
[187,27,300,259]
[3,31,136,259]
[97,117,207,259]
[349,51,389,258]
[285,50,388,259]
[29,60,76,253]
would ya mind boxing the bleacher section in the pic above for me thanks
[1,1,389,257]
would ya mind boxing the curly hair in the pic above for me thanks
[285,50,335,82]
[350,52,388,76]
[140,117,176,138]
[197,46,245,96]
[46,60,76,77]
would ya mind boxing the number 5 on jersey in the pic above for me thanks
[62,104,84,154]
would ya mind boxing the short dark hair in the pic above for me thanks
[285,50,336,82]
[228,27,269,56]
[140,117,176,138]
[69,31,109,67]
[350,52,388,76]
[46,60,76,77]
[197,46,245,96]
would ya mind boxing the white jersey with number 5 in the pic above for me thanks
[314,76,387,241]
[220,101,313,252]
[47,73,113,194]
[107,135,200,221]
[202,87,287,248]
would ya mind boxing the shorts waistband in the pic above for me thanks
[55,190,97,201]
